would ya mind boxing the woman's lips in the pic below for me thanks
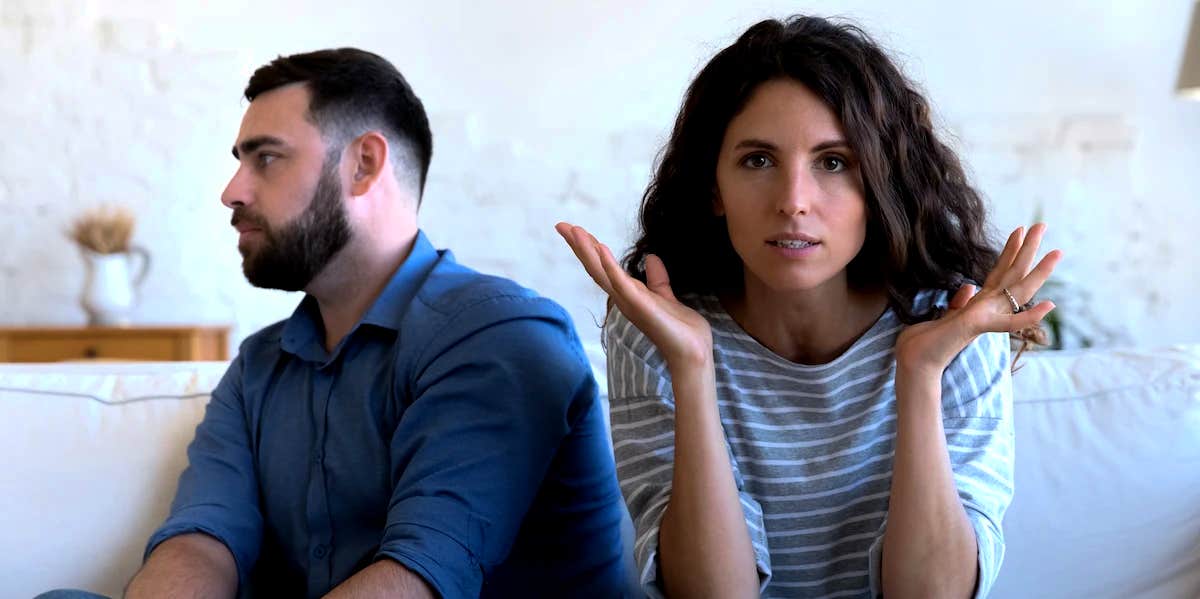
[765,239,821,257]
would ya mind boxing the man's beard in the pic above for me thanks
[232,158,353,292]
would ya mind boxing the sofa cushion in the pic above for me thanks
[995,345,1200,599]
[0,361,228,598]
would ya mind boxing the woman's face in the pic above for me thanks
[714,77,868,296]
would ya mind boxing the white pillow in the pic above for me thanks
[996,346,1200,599]
[0,361,228,598]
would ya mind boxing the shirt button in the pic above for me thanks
[313,452,323,465]
[313,544,329,559]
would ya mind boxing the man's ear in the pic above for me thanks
[348,131,390,196]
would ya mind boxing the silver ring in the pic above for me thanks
[1002,288,1022,314]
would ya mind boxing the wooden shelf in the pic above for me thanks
[0,326,230,362]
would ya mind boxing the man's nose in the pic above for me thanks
[221,167,250,209]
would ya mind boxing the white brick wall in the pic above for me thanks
[1,0,1198,355]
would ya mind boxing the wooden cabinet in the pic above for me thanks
[0,326,230,362]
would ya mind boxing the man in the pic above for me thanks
[126,48,626,598]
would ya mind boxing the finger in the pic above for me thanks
[948,284,976,311]
[1002,223,1047,287]
[983,227,1024,290]
[1009,249,1063,302]
[643,254,678,303]
[557,224,614,295]
[1006,300,1056,333]
[573,227,618,294]
[596,242,655,317]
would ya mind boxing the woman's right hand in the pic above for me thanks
[555,222,713,368]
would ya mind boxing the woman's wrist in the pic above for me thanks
[666,349,715,380]
[894,355,946,380]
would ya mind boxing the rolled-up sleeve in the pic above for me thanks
[867,331,1015,599]
[604,308,772,597]
[144,354,263,586]
[376,297,594,599]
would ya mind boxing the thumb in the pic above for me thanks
[948,283,976,311]
[644,254,677,302]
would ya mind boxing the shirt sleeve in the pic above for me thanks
[603,307,772,598]
[867,331,1015,599]
[144,353,264,587]
[375,296,599,599]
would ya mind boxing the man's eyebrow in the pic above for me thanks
[232,135,287,160]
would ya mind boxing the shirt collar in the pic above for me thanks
[359,230,442,330]
[279,230,444,362]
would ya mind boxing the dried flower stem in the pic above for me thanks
[68,205,136,254]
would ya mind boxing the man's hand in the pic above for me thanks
[126,533,238,599]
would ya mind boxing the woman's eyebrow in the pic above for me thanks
[732,138,852,152]
[733,138,779,151]
[811,139,851,152]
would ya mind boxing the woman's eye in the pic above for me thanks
[818,156,846,172]
[741,154,774,169]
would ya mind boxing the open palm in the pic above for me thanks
[895,223,1062,372]
[555,223,713,366]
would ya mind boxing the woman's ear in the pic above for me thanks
[711,187,725,216]
[349,131,390,196]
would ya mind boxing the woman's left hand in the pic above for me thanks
[894,223,1063,375]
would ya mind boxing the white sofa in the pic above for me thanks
[2,346,1199,598]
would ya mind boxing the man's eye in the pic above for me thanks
[257,154,277,168]
[819,156,846,172]
[741,154,774,169]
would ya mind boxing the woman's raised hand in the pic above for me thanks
[555,222,714,367]
[894,223,1062,373]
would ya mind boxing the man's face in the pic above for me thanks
[221,83,352,291]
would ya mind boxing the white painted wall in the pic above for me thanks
[1,0,1197,355]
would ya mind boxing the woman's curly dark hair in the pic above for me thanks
[624,15,999,325]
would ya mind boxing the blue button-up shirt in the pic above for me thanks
[146,231,626,598]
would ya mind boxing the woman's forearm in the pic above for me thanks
[657,357,759,598]
[882,365,978,599]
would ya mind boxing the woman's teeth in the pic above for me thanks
[769,240,816,249]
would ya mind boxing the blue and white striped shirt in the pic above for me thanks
[605,289,1014,598]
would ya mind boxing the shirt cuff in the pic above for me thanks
[867,518,887,599]
[376,516,486,599]
[967,506,1006,599]
[867,509,1004,599]
[635,494,772,597]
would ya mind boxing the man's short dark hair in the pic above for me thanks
[245,48,433,199]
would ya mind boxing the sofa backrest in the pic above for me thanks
[996,345,1200,599]
[0,361,227,598]
[2,345,1198,598]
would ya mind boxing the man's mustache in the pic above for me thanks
[231,208,269,230]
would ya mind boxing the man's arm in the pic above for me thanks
[371,296,602,598]
[126,533,238,599]
[322,559,435,599]
[135,354,264,596]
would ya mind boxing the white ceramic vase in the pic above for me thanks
[80,247,151,326]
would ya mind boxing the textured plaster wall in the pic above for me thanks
[1,0,1197,359]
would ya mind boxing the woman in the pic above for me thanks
[556,15,1060,599]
